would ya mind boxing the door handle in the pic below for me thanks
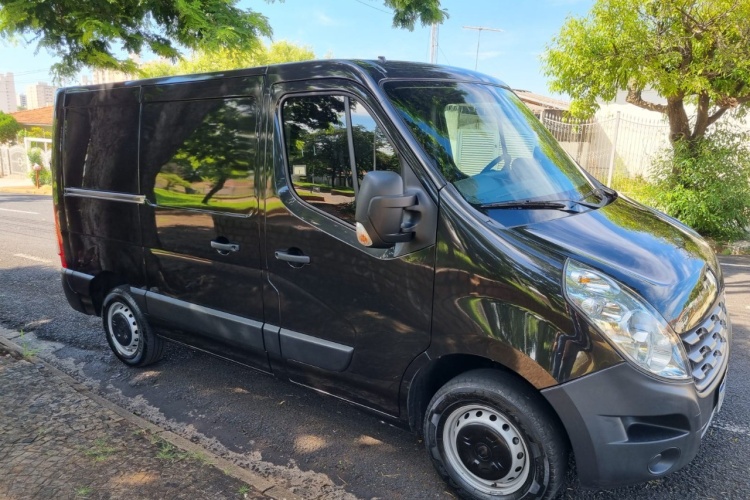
[275,250,310,265]
[211,240,240,255]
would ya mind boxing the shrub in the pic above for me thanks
[652,127,750,241]
[28,166,52,186]
[27,148,52,186]
[27,147,43,166]
[611,173,660,208]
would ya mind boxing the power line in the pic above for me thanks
[11,69,50,76]
[353,0,391,15]
[439,46,451,66]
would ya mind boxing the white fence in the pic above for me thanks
[541,111,670,186]
[0,138,52,177]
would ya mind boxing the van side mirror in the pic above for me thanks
[355,171,417,248]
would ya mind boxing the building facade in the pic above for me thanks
[0,73,17,113]
[26,82,58,110]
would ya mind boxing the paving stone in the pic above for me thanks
[0,350,268,499]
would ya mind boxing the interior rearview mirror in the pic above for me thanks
[355,171,417,248]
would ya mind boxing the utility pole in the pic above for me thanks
[430,23,439,64]
[463,25,503,71]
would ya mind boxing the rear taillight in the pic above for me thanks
[53,210,67,269]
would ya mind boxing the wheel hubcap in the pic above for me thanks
[456,424,513,481]
[107,302,140,358]
[443,404,530,495]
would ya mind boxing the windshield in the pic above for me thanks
[383,81,596,207]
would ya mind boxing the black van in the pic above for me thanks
[52,60,730,499]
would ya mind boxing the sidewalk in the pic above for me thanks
[0,175,51,195]
[0,334,290,500]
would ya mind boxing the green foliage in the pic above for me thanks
[0,1,446,80]
[157,172,193,192]
[26,148,52,185]
[83,438,119,462]
[652,127,750,240]
[18,126,52,139]
[27,147,43,166]
[0,0,273,80]
[611,174,660,207]
[384,0,448,29]
[139,41,315,78]
[28,166,52,186]
[0,111,20,143]
[544,0,750,143]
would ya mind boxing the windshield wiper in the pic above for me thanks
[478,198,603,212]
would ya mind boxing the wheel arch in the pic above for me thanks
[89,272,129,315]
[405,352,570,448]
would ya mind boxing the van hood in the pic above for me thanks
[511,196,721,333]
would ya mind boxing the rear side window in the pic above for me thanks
[62,87,140,192]
[139,98,258,214]
[281,94,399,225]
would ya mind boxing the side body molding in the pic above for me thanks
[279,328,354,372]
[144,291,353,372]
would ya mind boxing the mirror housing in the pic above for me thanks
[355,171,417,248]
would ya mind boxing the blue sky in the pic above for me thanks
[0,0,593,96]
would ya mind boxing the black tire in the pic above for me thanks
[102,286,164,367]
[424,369,567,500]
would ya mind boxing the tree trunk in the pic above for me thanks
[664,97,695,177]
[666,97,692,145]
[201,176,228,204]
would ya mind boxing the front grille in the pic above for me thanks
[679,300,729,392]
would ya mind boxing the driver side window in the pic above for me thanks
[281,94,400,225]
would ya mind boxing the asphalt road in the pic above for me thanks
[1,192,749,499]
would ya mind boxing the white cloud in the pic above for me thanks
[315,12,339,26]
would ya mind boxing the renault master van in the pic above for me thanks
[52,60,730,500]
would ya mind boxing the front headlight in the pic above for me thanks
[564,259,690,380]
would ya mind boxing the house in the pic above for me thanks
[10,106,54,136]
[514,90,569,118]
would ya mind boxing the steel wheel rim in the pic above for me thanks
[107,302,141,358]
[442,403,530,495]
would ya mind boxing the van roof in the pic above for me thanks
[61,59,508,92]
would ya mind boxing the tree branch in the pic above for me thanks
[706,107,729,128]
[692,92,711,139]
[625,85,668,113]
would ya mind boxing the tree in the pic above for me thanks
[0,111,20,143]
[166,100,255,205]
[139,41,315,78]
[384,0,447,29]
[0,0,271,80]
[543,0,750,147]
[0,0,446,80]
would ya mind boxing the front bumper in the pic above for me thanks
[542,359,728,489]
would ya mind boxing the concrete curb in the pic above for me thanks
[0,333,303,500]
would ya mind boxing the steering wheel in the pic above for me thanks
[480,153,511,174]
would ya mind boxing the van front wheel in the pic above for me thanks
[424,369,567,500]
[102,286,164,367]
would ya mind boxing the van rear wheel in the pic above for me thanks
[102,286,163,367]
[424,369,567,500]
